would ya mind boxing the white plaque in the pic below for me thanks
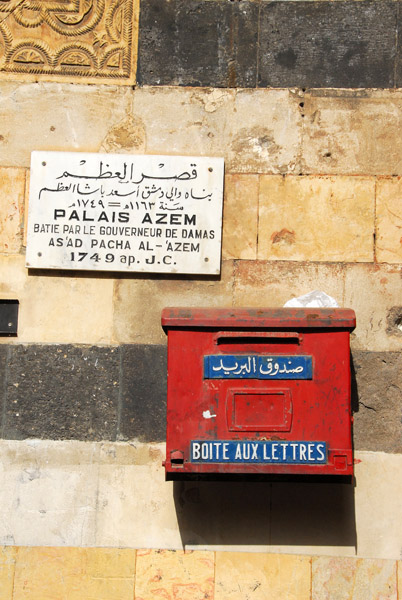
[26,151,224,275]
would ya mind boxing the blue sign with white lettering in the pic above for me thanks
[191,440,327,464]
[204,355,312,379]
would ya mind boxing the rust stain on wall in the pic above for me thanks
[271,228,296,246]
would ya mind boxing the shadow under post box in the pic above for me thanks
[173,478,356,550]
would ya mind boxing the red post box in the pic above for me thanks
[162,308,356,479]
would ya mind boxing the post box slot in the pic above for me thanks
[227,388,292,432]
[215,331,301,345]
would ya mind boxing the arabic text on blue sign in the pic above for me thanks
[204,355,312,379]
[191,440,327,464]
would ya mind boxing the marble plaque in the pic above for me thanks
[26,151,224,275]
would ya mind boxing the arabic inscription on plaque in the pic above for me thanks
[26,151,224,275]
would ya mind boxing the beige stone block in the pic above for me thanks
[13,547,136,600]
[0,254,114,344]
[83,547,136,600]
[215,552,311,600]
[23,170,30,248]
[0,440,99,547]
[0,82,131,168]
[135,549,214,600]
[95,460,182,549]
[0,0,139,85]
[233,260,346,308]
[0,547,16,600]
[132,87,236,161]
[354,452,402,560]
[99,441,165,467]
[0,440,176,550]
[258,176,374,262]
[112,260,234,344]
[131,87,301,174]
[222,174,259,260]
[376,178,402,263]
[398,562,402,598]
[312,556,397,600]
[227,89,302,173]
[302,90,402,175]
[0,167,26,254]
[344,263,402,351]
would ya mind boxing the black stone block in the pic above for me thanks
[3,345,120,441]
[258,1,397,88]
[0,346,8,435]
[352,351,402,453]
[395,2,402,87]
[119,345,167,442]
[137,0,258,87]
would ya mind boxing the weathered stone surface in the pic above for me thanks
[12,547,136,600]
[99,114,147,154]
[0,167,25,254]
[227,89,301,173]
[132,87,237,160]
[258,2,397,89]
[0,346,7,434]
[222,174,259,260]
[301,90,402,176]
[0,84,301,174]
[119,345,167,442]
[352,351,402,453]
[233,260,346,309]
[375,177,402,263]
[131,87,302,174]
[137,0,398,89]
[396,6,402,88]
[215,553,311,600]
[0,440,400,558]
[354,453,402,560]
[258,176,375,262]
[234,262,402,352]
[23,170,29,248]
[137,0,258,87]
[3,345,120,441]
[0,547,16,600]
[135,549,214,600]
[0,82,131,168]
[0,0,139,85]
[113,260,234,345]
[0,440,100,547]
[95,445,180,548]
[344,263,402,351]
[312,557,397,600]
[0,254,114,344]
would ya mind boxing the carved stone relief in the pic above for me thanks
[0,0,138,84]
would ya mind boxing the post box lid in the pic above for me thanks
[161,307,356,330]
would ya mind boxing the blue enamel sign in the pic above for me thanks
[204,355,312,379]
[191,440,327,464]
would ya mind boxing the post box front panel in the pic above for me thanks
[165,323,353,477]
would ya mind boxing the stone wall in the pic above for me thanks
[0,0,401,597]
